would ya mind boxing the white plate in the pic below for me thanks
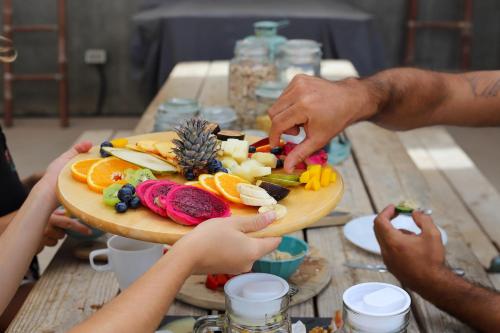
[343,214,448,255]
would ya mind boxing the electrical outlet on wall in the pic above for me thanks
[84,49,107,65]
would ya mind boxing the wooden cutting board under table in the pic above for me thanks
[8,60,500,333]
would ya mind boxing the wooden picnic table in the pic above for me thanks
[8,60,500,332]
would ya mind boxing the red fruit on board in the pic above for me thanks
[143,181,180,217]
[136,179,158,205]
[283,142,297,155]
[162,185,231,226]
[305,149,328,166]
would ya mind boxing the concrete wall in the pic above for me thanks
[1,0,499,117]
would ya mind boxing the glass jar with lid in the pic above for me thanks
[229,39,278,129]
[200,106,238,130]
[194,273,293,333]
[244,20,288,60]
[154,98,199,131]
[253,81,286,133]
[276,39,322,83]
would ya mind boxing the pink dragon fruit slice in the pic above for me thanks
[143,181,180,217]
[162,185,231,226]
[136,180,159,205]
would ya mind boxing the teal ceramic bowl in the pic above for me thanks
[252,236,309,280]
[65,221,105,241]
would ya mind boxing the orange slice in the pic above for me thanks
[214,172,250,203]
[199,174,221,195]
[71,158,100,183]
[185,181,204,189]
[87,157,139,193]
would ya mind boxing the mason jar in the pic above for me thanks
[200,106,238,130]
[229,39,278,129]
[154,98,199,131]
[194,273,292,333]
[339,283,411,333]
[254,81,286,133]
[276,39,322,83]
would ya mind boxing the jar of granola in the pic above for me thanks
[229,40,277,129]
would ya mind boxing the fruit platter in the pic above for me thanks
[57,118,343,244]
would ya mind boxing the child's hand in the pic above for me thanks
[39,208,92,250]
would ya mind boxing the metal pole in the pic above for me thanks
[58,0,69,127]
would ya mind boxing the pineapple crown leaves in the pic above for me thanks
[172,118,220,173]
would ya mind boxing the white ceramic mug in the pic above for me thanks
[89,235,163,290]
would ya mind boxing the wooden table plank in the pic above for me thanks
[134,62,211,134]
[401,127,500,250]
[197,61,230,106]
[398,129,498,269]
[348,122,494,332]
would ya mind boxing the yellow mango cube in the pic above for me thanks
[312,177,321,191]
[320,166,332,187]
[300,171,310,183]
[330,171,337,183]
[308,164,322,178]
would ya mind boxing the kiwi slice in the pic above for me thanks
[127,169,157,186]
[103,183,123,207]
[395,200,418,214]
[217,130,245,141]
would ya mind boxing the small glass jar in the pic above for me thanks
[154,98,199,131]
[276,39,322,83]
[229,39,278,129]
[194,273,292,333]
[338,283,411,333]
[254,81,286,133]
[200,106,238,130]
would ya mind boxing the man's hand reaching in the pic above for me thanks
[268,75,377,172]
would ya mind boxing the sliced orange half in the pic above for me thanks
[199,174,221,195]
[214,172,250,203]
[87,157,139,193]
[185,181,204,189]
[70,158,100,183]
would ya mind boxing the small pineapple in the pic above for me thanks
[172,118,220,179]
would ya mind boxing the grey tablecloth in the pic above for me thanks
[131,0,386,99]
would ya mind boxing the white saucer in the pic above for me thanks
[343,214,448,255]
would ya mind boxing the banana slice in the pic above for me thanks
[237,183,269,199]
[240,194,277,206]
[259,204,288,220]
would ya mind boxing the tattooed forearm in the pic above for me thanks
[465,75,500,98]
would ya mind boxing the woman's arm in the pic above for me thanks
[0,142,91,314]
[70,213,281,333]
[0,212,16,235]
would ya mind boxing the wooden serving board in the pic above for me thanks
[176,248,331,310]
[57,132,344,244]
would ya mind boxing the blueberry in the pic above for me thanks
[276,159,284,169]
[100,141,113,148]
[270,146,283,155]
[115,202,128,213]
[185,170,195,181]
[248,146,256,153]
[123,183,136,195]
[118,186,134,203]
[129,196,141,209]
[100,148,112,158]
[219,167,229,173]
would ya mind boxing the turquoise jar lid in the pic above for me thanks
[244,20,288,60]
